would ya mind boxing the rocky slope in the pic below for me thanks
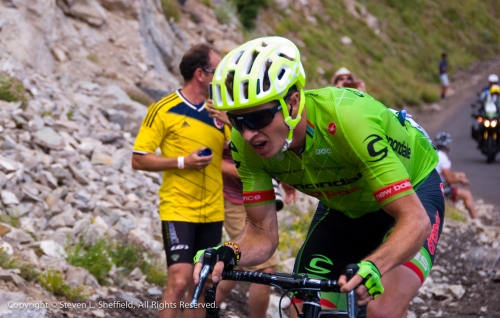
[1,0,500,318]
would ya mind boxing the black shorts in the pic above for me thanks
[294,169,444,290]
[161,221,223,266]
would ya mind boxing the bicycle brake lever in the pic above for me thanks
[345,268,359,318]
[189,249,214,308]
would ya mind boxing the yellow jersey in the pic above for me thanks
[133,91,231,222]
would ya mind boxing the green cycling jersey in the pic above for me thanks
[230,87,438,218]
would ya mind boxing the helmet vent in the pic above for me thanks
[241,80,249,99]
[263,68,271,93]
[234,51,244,65]
[277,69,285,80]
[256,79,260,95]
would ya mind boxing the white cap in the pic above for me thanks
[334,67,351,77]
[488,74,499,83]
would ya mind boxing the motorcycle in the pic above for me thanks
[471,97,500,163]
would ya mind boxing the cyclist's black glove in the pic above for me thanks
[193,245,237,269]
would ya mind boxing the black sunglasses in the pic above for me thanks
[203,67,216,73]
[227,103,283,132]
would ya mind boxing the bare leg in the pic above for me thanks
[366,265,421,318]
[248,267,275,318]
[215,280,238,305]
[457,188,478,219]
[184,276,205,318]
[160,263,204,318]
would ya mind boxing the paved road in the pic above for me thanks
[424,92,500,206]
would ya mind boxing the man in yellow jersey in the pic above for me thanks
[132,43,230,318]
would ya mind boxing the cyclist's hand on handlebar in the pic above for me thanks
[192,261,225,288]
[339,261,384,305]
[193,246,237,286]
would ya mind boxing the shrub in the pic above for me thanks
[126,89,154,106]
[0,73,28,109]
[66,236,167,287]
[0,214,20,228]
[108,241,167,287]
[235,0,268,29]
[278,203,314,260]
[215,0,237,25]
[86,54,99,64]
[39,270,87,301]
[161,0,181,23]
[0,250,39,282]
[66,238,113,285]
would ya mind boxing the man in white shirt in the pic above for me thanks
[435,132,478,219]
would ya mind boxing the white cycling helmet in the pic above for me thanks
[488,74,499,83]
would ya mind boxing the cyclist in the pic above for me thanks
[193,36,444,318]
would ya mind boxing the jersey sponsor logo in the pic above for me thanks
[413,250,430,273]
[305,254,333,275]
[168,222,180,245]
[182,121,190,127]
[315,148,331,155]
[374,179,412,203]
[365,134,412,161]
[229,141,238,153]
[327,122,337,135]
[292,172,362,190]
[307,186,362,199]
[427,213,441,255]
[242,190,275,204]
[345,88,364,97]
[364,134,388,162]
[214,118,224,129]
[233,160,241,169]
[171,244,189,251]
[386,135,411,159]
[171,254,180,261]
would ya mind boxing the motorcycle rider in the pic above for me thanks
[479,74,499,103]
[435,132,478,220]
[472,77,500,139]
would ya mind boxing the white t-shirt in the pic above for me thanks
[436,150,451,182]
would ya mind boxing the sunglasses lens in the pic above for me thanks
[249,111,273,130]
[228,109,275,132]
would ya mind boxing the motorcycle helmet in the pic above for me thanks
[490,84,500,95]
[488,74,499,83]
[435,132,453,148]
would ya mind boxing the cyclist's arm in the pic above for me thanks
[341,193,430,294]
[194,202,278,284]
[230,203,279,266]
[365,193,430,275]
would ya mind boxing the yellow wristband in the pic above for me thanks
[223,241,241,263]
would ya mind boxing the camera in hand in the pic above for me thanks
[199,148,212,157]
[343,80,360,89]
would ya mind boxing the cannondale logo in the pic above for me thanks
[364,134,388,162]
